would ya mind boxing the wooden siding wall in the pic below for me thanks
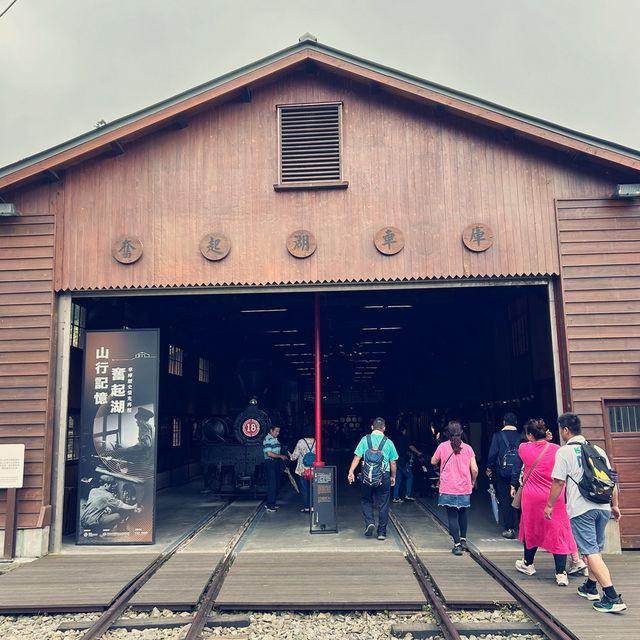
[0,211,55,529]
[557,199,640,449]
[5,71,616,292]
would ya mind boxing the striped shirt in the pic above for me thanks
[263,433,281,460]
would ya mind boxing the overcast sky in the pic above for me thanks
[1,0,640,170]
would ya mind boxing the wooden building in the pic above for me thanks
[1,36,640,555]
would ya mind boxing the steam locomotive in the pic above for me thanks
[200,397,274,495]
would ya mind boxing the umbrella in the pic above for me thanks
[284,466,300,493]
[488,483,500,524]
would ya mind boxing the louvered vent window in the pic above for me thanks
[275,102,347,190]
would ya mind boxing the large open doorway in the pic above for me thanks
[60,281,559,538]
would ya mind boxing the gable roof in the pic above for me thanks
[2,36,640,192]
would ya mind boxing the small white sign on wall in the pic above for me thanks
[0,444,25,489]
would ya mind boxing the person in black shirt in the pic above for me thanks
[392,424,423,503]
[486,412,521,538]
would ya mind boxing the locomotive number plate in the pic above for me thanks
[242,419,260,437]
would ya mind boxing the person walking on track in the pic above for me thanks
[348,417,398,541]
[486,411,520,539]
[510,418,577,586]
[545,412,626,613]
[431,421,478,556]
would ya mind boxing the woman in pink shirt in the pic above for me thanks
[431,421,479,555]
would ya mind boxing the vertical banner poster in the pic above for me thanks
[77,329,160,545]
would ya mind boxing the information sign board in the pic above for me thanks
[310,465,338,533]
[0,444,25,489]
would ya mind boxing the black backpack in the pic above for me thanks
[498,431,519,479]
[361,435,388,487]
[570,440,615,504]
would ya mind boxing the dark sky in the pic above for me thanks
[1,0,639,169]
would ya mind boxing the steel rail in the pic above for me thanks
[389,511,462,640]
[415,499,578,640]
[79,499,238,640]
[184,501,265,640]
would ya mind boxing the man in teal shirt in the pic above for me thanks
[348,417,398,540]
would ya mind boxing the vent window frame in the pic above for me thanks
[275,101,348,191]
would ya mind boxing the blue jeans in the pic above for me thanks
[361,473,391,535]
[298,474,311,509]
[265,459,280,508]
[393,464,413,499]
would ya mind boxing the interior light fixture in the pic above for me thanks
[282,329,299,333]
[362,327,379,331]
[380,326,402,330]
[274,343,291,347]
[375,340,392,344]
[363,305,384,309]
[387,304,412,309]
[240,308,288,313]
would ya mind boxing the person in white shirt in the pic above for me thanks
[545,413,625,613]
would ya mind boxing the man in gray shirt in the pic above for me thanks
[545,413,625,613]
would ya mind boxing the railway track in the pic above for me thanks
[398,499,579,640]
[77,498,264,640]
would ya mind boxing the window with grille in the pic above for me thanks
[66,412,80,461]
[168,345,183,376]
[275,102,347,190]
[198,357,210,383]
[71,302,86,349]
[608,404,640,433]
[172,418,182,447]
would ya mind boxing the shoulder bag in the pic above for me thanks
[512,443,549,509]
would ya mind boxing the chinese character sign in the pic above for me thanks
[462,222,494,252]
[287,229,317,259]
[374,226,404,255]
[111,236,143,264]
[199,232,231,261]
[77,329,160,545]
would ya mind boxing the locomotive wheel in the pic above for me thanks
[233,406,271,445]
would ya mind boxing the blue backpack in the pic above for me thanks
[362,434,388,487]
[302,439,315,467]
[499,431,519,479]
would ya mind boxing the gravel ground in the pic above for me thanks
[0,609,545,640]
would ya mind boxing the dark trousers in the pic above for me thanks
[361,473,391,535]
[494,474,517,531]
[523,540,567,573]
[265,459,280,508]
[446,506,468,544]
[298,474,311,510]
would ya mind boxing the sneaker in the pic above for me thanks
[593,593,627,613]
[515,559,536,575]
[568,558,588,576]
[459,538,468,551]
[577,581,600,601]
[452,544,463,556]
[556,572,569,586]
[502,529,516,539]
[377,533,386,541]
[265,507,277,513]
[392,498,404,503]
[404,496,416,501]
[364,523,375,537]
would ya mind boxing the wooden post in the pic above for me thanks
[3,488,18,560]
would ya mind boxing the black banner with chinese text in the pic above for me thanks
[76,329,160,545]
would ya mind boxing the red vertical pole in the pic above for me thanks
[313,292,324,466]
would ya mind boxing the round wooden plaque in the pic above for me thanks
[374,226,404,255]
[199,233,231,261]
[462,223,494,252]
[111,236,143,264]
[287,230,316,259]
